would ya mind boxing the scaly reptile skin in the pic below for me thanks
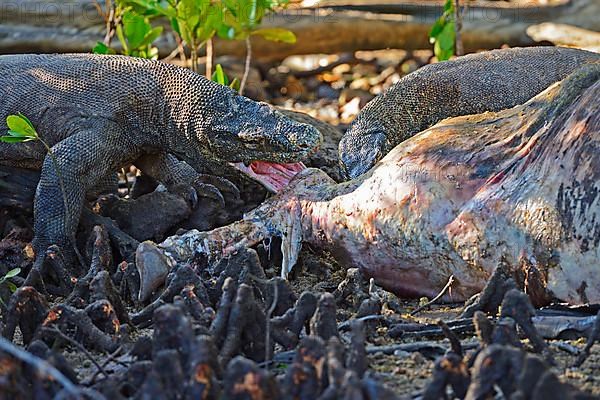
[0,54,321,260]
[339,46,600,179]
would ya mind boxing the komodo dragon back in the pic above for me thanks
[339,46,600,179]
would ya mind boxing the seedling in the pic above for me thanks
[429,0,463,61]
[0,267,20,305]
[211,63,241,91]
[0,267,20,293]
[1,114,85,266]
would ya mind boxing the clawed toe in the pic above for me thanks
[172,183,224,209]
[194,174,240,200]
[194,182,226,207]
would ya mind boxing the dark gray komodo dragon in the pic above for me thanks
[0,53,322,263]
[339,46,600,179]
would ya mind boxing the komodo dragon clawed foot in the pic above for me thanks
[185,174,242,208]
[171,181,224,209]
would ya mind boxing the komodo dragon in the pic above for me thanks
[339,46,600,179]
[0,54,322,263]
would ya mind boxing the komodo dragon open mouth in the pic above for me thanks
[231,161,306,193]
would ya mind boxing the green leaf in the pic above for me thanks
[170,17,182,36]
[116,24,129,54]
[6,130,32,138]
[7,282,17,293]
[216,23,238,40]
[92,42,116,55]
[221,12,244,38]
[443,0,454,13]
[140,26,163,47]
[123,11,152,49]
[229,77,241,92]
[6,114,37,138]
[434,40,453,61]
[251,28,296,43]
[177,0,201,32]
[211,64,229,86]
[4,268,21,279]
[438,21,455,51]
[429,17,446,41]
[124,0,167,17]
[0,136,33,143]
[180,26,195,48]
[195,5,222,42]
[18,113,36,131]
[247,0,259,29]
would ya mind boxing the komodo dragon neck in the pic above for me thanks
[339,46,600,179]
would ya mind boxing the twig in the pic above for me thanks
[239,37,252,95]
[0,336,81,398]
[366,340,478,355]
[265,279,279,363]
[206,38,214,79]
[43,326,109,379]
[574,310,600,367]
[411,275,455,315]
[291,53,357,78]
[551,342,580,356]
[84,346,125,385]
[453,0,464,56]
[176,33,187,65]
[437,320,462,356]
[338,315,387,331]
[272,339,480,363]
[162,46,182,63]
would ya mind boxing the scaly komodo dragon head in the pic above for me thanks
[197,87,322,192]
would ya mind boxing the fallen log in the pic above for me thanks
[0,166,38,212]
[0,0,598,61]
[150,64,600,305]
[526,23,600,53]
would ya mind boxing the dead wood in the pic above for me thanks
[310,292,339,342]
[2,286,49,344]
[1,1,598,61]
[0,336,81,399]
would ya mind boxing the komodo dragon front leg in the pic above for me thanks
[33,125,237,265]
[32,121,140,263]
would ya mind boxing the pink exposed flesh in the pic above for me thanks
[232,161,306,192]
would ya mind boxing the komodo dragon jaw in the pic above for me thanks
[203,94,322,192]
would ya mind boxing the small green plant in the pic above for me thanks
[93,0,163,59]
[1,114,68,231]
[211,63,241,91]
[219,0,296,94]
[0,267,21,294]
[1,114,84,266]
[94,0,223,71]
[94,1,296,89]
[1,113,39,143]
[429,0,463,61]
[94,7,163,59]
